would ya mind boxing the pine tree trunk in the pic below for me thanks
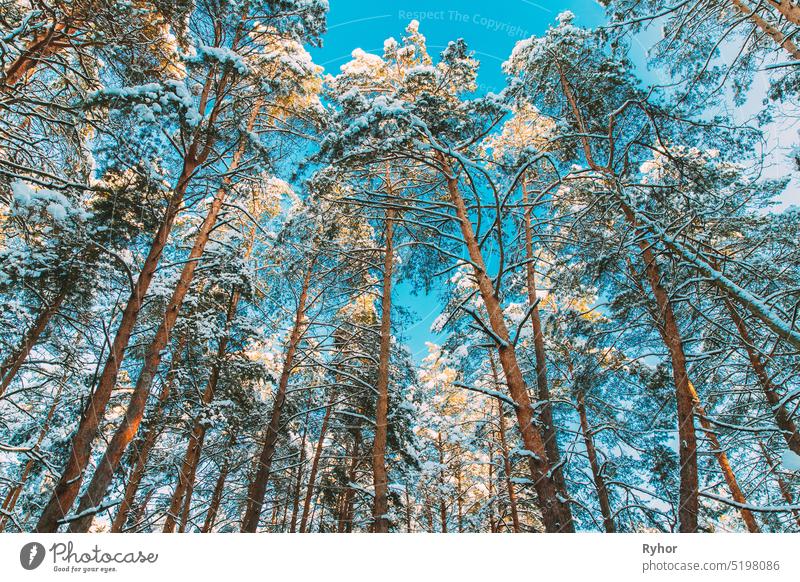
[556,61,699,533]
[338,429,361,533]
[64,98,261,533]
[521,180,569,503]
[201,436,235,533]
[436,431,448,533]
[112,337,185,533]
[724,299,800,455]
[1,21,75,88]
[289,399,311,533]
[34,44,246,531]
[66,178,227,532]
[35,166,192,532]
[110,419,161,533]
[240,260,315,532]
[767,0,800,26]
[576,395,615,533]
[163,288,242,532]
[0,280,70,397]
[487,441,497,533]
[372,205,395,533]
[404,486,412,532]
[127,488,154,531]
[490,359,521,532]
[688,383,760,532]
[299,391,335,532]
[440,154,573,532]
[623,208,700,533]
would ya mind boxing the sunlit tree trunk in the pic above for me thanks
[440,153,573,532]
[201,434,236,533]
[688,383,760,532]
[163,286,243,533]
[35,64,242,531]
[490,358,521,533]
[724,299,800,455]
[732,0,800,59]
[111,338,185,533]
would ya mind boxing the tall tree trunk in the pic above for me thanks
[372,205,395,533]
[404,486,413,532]
[299,391,335,532]
[111,338,184,533]
[338,429,361,533]
[688,383,760,532]
[0,378,64,531]
[127,488,154,532]
[576,395,615,533]
[201,435,235,533]
[65,99,262,533]
[289,398,311,533]
[36,158,195,532]
[521,179,569,503]
[623,209,700,533]
[163,287,242,532]
[440,153,573,532]
[487,441,497,533]
[724,299,800,455]
[240,260,315,532]
[35,40,243,531]
[436,431,448,533]
[493,385,521,533]
[767,0,800,26]
[0,280,69,397]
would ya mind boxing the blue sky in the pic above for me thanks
[311,1,606,92]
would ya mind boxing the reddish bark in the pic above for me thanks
[440,154,573,532]
[35,167,191,532]
[0,281,69,397]
[372,205,395,533]
[689,383,760,532]
[490,359,520,533]
[2,21,75,88]
[201,436,235,533]
[163,289,242,533]
[337,429,361,533]
[240,261,315,532]
[725,299,800,456]
[35,23,246,531]
[63,95,261,533]
[112,337,185,533]
[521,179,569,503]
[299,391,335,532]
[732,0,800,59]
[576,396,615,533]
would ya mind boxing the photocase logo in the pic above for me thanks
[20,542,46,570]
